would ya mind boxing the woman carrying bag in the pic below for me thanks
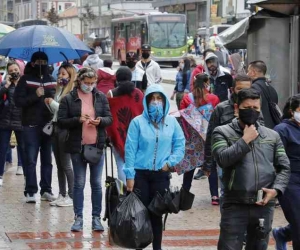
[58,67,112,232]
[124,84,185,250]
[44,62,76,207]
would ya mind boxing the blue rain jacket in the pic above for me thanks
[123,84,185,179]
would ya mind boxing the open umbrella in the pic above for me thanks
[0,25,91,63]
[0,23,15,38]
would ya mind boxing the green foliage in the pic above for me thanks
[46,7,60,26]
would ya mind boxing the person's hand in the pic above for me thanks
[161,164,170,172]
[44,98,53,105]
[36,87,45,97]
[5,75,11,88]
[242,125,259,144]
[126,179,134,192]
[80,114,90,123]
[256,188,278,206]
[170,93,175,100]
[88,117,101,126]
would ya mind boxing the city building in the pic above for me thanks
[58,5,81,38]
[0,0,14,26]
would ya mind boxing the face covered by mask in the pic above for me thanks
[148,100,164,124]
[239,108,260,126]
[58,78,70,86]
[34,64,49,76]
[127,61,136,69]
[142,52,150,59]
[294,111,300,123]
[80,82,95,94]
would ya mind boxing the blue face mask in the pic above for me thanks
[148,101,164,123]
[80,82,94,94]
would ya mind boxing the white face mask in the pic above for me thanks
[294,111,300,123]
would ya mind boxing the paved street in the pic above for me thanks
[0,80,292,249]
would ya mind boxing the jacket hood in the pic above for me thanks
[98,67,115,80]
[204,53,223,78]
[85,54,101,65]
[143,84,170,121]
[99,67,115,76]
[282,119,300,129]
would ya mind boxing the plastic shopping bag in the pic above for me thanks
[110,192,153,249]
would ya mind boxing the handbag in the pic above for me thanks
[82,144,102,165]
[42,121,54,136]
[179,187,195,211]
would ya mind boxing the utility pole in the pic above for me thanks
[205,0,211,49]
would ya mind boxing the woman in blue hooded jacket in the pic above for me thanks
[273,94,300,250]
[124,84,185,250]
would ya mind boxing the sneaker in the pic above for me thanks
[71,217,83,232]
[26,193,36,203]
[16,166,23,175]
[4,162,13,172]
[272,228,287,250]
[211,196,220,205]
[92,216,104,231]
[49,194,64,206]
[194,169,207,180]
[0,177,3,187]
[57,195,73,207]
[41,192,56,202]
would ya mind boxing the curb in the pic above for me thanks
[162,79,176,85]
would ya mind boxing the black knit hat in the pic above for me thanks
[31,51,48,63]
[116,66,132,82]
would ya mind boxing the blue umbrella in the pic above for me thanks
[0,25,91,64]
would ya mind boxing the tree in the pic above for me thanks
[80,4,97,24]
[46,7,60,26]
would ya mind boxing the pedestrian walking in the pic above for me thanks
[273,94,300,250]
[212,88,290,250]
[136,44,162,86]
[248,60,279,129]
[96,59,116,94]
[176,74,219,192]
[124,84,185,250]
[82,48,103,71]
[204,74,252,205]
[14,52,56,204]
[170,58,191,110]
[58,67,112,232]
[106,66,144,184]
[126,52,147,92]
[0,60,26,187]
[44,62,77,207]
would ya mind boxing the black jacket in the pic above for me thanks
[209,73,233,102]
[252,77,278,129]
[0,81,22,131]
[212,118,290,204]
[14,74,56,126]
[57,87,112,154]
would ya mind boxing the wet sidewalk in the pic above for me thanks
[0,148,291,249]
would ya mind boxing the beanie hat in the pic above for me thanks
[116,66,132,82]
[31,51,48,63]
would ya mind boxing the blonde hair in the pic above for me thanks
[76,67,98,87]
[56,64,77,100]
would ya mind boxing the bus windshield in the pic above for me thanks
[149,22,186,48]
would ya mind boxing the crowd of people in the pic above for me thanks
[0,41,299,250]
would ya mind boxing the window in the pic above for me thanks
[59,5,62,11]
[42,3,47,13]
[65,3,72,9]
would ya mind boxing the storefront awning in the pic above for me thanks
[247,0,299,15]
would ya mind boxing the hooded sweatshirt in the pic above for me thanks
[83,54,103,71]
[204,52,233,102]
[123,84,185,179]
[274,119,300,172]
[96,67,116,94]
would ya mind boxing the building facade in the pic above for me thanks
[0,0,14,25]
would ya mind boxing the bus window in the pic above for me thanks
[118,23,125,38]
[136,22,141,38]
[141,22,148,44]
[126,25,130,42]
[130,23,136,37]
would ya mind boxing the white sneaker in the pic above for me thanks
[56,195,73,207]
[0,177,3,187]
[41,192,56,202]
[4,162,13,172]
[16,166,24,175]
[26,194,36,203]
[49,194,64,206]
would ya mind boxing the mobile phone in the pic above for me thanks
[257,190,263,202]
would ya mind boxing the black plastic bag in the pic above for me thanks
[148,192,168,216]
[164,189,180,214]
[110,192,153,249]
[179,187,195,211]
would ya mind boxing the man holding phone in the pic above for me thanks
[211,88,290,250]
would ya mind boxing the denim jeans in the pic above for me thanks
[23,126,53,196]
[6,147,12,163]
[0,129,26,177]
[182,168,196,191]
[71,151,104,218]
[208,163,219,197]
[112,147,126,184]
[17,146,22,166]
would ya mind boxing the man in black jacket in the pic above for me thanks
[248,60,279,129]
[212,88,290,250]
[14,52,56,203]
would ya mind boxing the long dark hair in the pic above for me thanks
[182,58,191,89]
[193,73,209,108]
[282,94,300,119]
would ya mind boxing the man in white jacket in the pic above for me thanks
[136,44,162,87]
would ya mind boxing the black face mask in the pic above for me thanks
[239,108,260,125]
[34,64,48,76]
[142,52,150,59]
[10,72,20,81]
[127,61,136,69]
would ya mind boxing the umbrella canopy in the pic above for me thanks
[0,23,15,38]
[0,25,91,63]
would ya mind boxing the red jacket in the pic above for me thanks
[190,64,205,92]
[180,92,219,110]
[96,67,116,94]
